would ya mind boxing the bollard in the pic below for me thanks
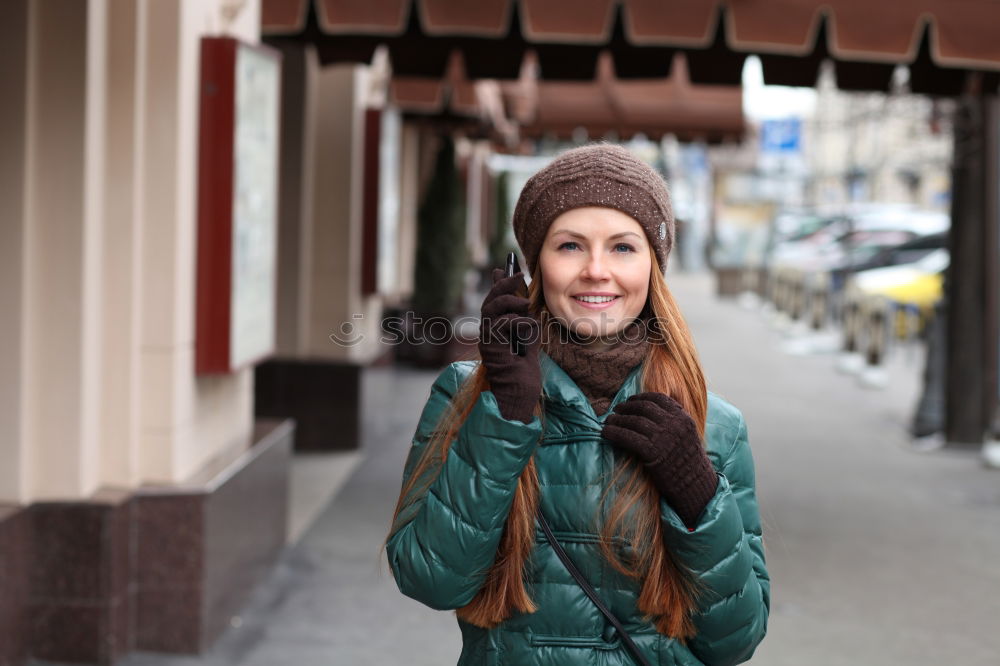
[865,300,886,367]
[764,268,777,308]
[859,295,891,389]
[774,268,788,314]
[910,300,946,439]
[809,272,831,330]
[835,283,867,375]
[788,269,805,322]
[842,296,860,353]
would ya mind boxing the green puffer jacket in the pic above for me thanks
[388,354,769,665]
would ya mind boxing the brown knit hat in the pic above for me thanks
[512,143,674,274]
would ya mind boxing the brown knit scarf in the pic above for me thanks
[544,319,650,416]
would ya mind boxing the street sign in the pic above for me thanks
[760,118,802,153]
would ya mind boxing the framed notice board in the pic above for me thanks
[195,37,281,374]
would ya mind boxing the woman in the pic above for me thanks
[386,144,769,665]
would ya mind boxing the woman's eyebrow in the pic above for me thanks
[550,229,585,239]
[608,231,643,240]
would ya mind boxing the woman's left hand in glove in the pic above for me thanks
[602,392,718,528]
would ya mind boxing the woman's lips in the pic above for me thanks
[572,295,620,310]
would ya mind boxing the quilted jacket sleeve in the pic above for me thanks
[386,362,543,611]
[660,413,769,666]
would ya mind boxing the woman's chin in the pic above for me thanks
[569,322,620,342]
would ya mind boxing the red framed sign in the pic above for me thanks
[196,37,282,374]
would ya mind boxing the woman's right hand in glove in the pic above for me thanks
[478,268,541,423]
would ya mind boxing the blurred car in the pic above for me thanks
[839,203,948,235]
[770,209,844,244]
[765,211,851,271]
[768,205,948,277]
[830,231,947,290]
[764,205,950,327]
[851,248,949,310]
[839,247,948,343]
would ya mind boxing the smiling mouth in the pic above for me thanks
[574,295,619,304]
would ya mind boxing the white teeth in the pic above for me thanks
[575,295,616,304]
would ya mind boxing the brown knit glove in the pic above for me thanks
[602,392,718,528]
[478,269,541,423]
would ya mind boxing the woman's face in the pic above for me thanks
[538,207,652,348]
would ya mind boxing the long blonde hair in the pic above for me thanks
[387,248,708,638]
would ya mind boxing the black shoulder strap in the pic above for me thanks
[536,509,653,666]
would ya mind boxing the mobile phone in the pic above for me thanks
[505,251,526,356]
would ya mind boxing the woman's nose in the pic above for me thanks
[581,253,610,280]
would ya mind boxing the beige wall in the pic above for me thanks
[0,0,265,502]
[2,0,412,503]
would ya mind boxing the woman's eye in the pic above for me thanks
[613,243,636,253]
[557,241,579,251]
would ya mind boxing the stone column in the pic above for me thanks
[21,0,107,500]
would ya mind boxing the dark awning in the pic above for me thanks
[387,53,521,145]
[504,52,744,142]
[263,0,1000,93]
[386,49,742,144]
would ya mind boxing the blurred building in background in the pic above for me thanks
[808,65,954,211]
[1,1,999,665]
